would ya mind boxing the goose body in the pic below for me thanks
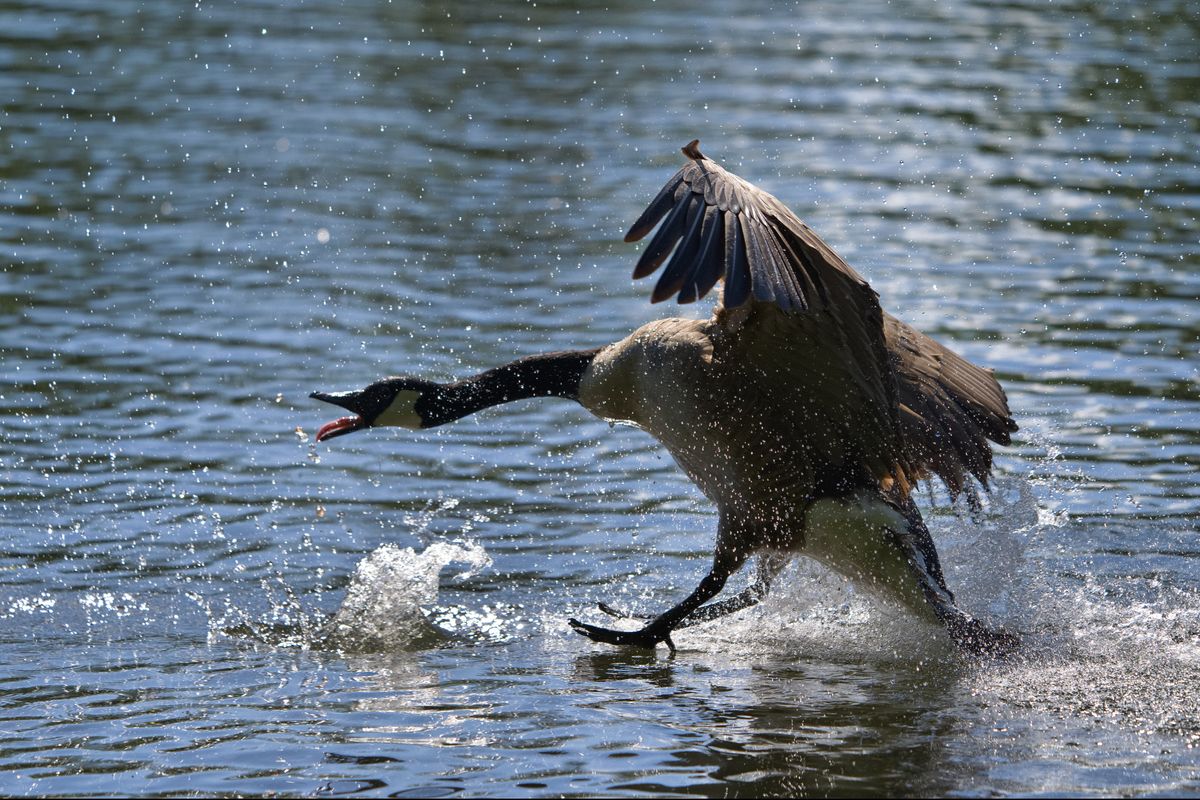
[578,313,934,619]
[313,141,1018,654]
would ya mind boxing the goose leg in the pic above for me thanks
[568,534,750,652]
[598,551,789,629]
[892,497,1019,657]
[673,551,789,629]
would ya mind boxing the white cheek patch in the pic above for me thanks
[375,390,425,430]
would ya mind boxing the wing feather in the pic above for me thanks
[723,211,751,308]
[625,172,685,243]
[680,207,725,303]
[763,229,809,311]
[885,313,1018,495]
[652,194,707,302]
[742,221,777,305]
[632,180,692,279]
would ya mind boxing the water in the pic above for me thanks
[2,0,1198,795]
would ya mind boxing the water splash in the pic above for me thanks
[662,474,1200,757]
[944,581,1200,794]
[613,476,1099,656]
[199,539,497,653]
[572,478,1043,661]
[324,541,492,652]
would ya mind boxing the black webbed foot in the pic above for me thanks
[567,618,676,653]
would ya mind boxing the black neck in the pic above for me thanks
[416,348,601,427]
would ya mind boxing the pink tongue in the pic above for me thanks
[315,415,362,442]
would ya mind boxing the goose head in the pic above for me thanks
[310,377,440,441]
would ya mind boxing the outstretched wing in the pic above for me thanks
[624,139,872,311]
[885,313,1018,496]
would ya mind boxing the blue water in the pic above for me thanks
[2,0,1199,795]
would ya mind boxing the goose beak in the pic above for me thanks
[310,390,371,442]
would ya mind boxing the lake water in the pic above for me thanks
[2,0,1199,796]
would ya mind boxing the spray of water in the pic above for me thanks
[638,472,1200,754]
[325,540,491,652]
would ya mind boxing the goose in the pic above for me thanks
[312,140,1019,655]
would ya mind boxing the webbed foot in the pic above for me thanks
[567,618,676,653]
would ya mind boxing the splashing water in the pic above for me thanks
[325,541,492,652]
[665,476,1196,652]
[663,473,1200,770]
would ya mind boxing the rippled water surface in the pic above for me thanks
[3,0,1199,796]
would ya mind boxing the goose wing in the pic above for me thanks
[885,313,1018,496]
[624,139,873,312]
[625,140,910,488]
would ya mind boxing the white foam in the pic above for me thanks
[325,540,491,652]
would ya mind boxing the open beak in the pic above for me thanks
[310,390,370,442]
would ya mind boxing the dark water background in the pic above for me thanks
[3,0,1199,796]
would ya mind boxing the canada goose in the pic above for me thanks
[312,140,1019,655]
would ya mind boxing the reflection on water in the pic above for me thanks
[2,0,1198,795]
